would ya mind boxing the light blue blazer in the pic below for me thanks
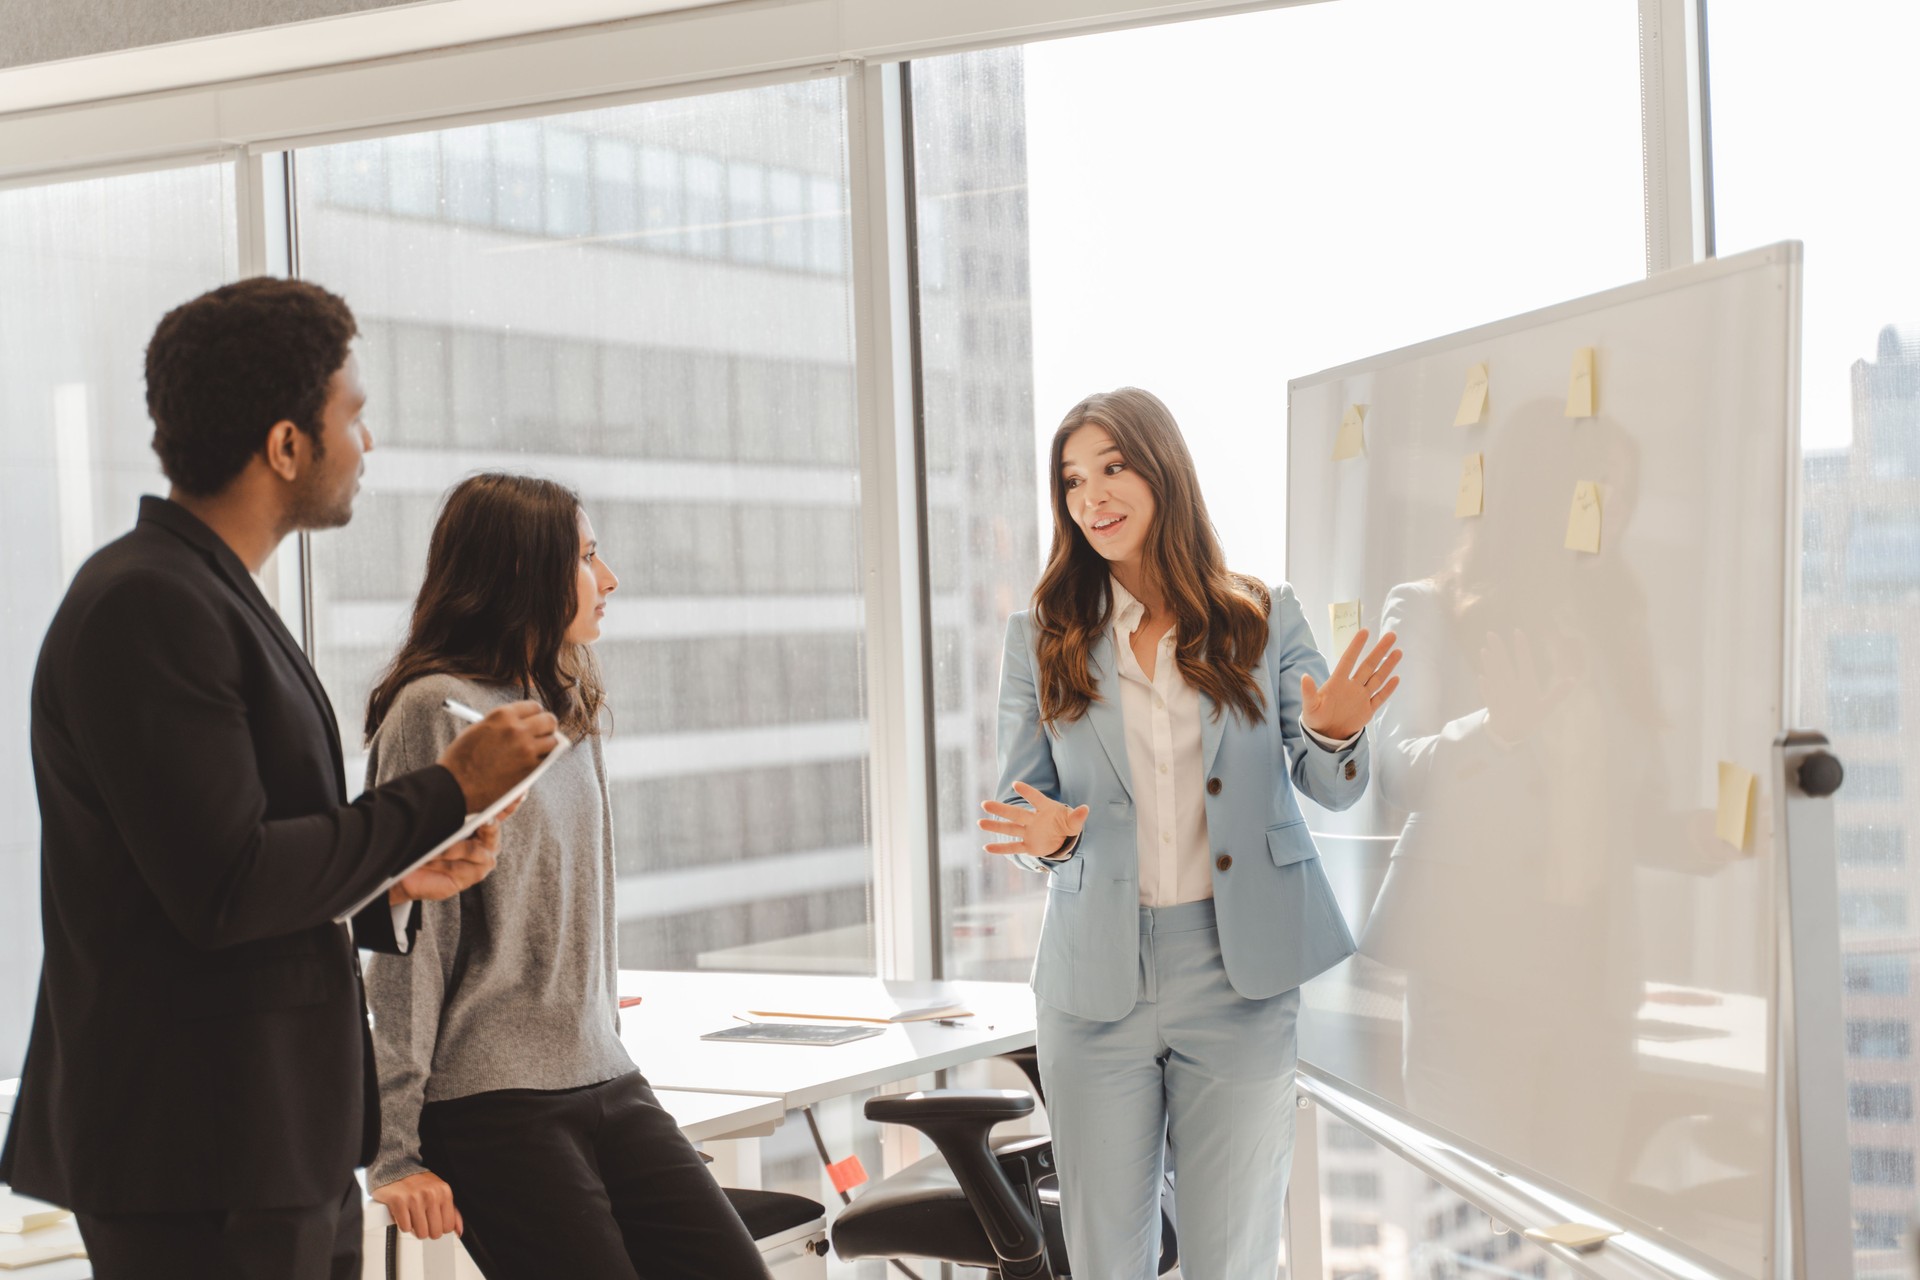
[995,585,1366,1022]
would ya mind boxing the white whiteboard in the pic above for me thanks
[1286,244,1801,1280]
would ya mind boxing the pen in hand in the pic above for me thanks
[443,698,486,725]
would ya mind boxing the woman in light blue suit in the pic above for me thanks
[980,388,1403,1279]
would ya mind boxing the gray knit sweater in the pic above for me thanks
[362,673,634,1188]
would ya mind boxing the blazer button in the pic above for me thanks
[1343,760,1358,781]
[1206,777,1223,796]
[1215,854,1232,872]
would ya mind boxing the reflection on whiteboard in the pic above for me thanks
[1288,243,1799,1279]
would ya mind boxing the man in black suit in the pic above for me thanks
[0,278,559,1280]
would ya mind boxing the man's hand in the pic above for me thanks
[372,1170,462,1240]
[1301,628,1403,741]
[388,821,501,905]
[437,701,560,812]
[979,781,1089,859]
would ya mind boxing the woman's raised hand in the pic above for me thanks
[979,781,1090,859]
[1301,628,1403,741]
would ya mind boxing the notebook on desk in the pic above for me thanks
[701,1023,884,1047]
[742,1001,972,1025]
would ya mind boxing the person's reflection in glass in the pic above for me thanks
[1361,407,1662,1197]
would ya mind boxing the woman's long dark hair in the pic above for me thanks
[365,473,606,742]
[1033,387,1270,728]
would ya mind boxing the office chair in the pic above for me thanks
[830,1086,1178,1278]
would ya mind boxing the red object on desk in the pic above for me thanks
[827,1155,868,1194]
[618,995,644,1009]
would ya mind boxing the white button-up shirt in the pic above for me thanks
[1106,577,1358,907]
[1109,578,1215,906]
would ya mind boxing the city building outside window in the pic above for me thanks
[291,81,873,979]
[1712,9,1920,1267]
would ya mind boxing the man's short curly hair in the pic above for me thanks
[146,278,359,497]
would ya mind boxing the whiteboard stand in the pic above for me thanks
[1772,730,1852,1279]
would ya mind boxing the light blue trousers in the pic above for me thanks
[1036,898,1299,1280]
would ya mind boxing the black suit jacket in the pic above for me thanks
[0,497,466,1213]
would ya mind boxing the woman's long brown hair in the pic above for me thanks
[365,473,606,742]
[1033,387,1270,727]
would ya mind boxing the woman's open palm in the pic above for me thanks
[1301,628,1403,741]
[979,781,1089,859]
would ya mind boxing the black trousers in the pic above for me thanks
[420,1070,768,1280]
[76,1178,362,1280]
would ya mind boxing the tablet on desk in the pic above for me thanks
[701,1023,885,1047]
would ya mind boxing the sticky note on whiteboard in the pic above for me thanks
[1328,601,1361,656]
[1716,762,1756,850]
[1564,481,1601,552]
[1454,362,1489,426]
[1456,453,1484,517]
[1333,405,1367,460]
[1565,347,1596,417]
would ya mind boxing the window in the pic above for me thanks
[1316,1113,1582,1280]
[1845,516,1920,592]
[1849,1083,1913,1122]
[1329,1171,1382,1201]
[1804,506,1829,595]
[914,0,1644,979]
[293,77,868,975]
[0,162,237,1074]
[1838,827,1907,869]
[1845,954,1910,997]
[1326,1122,1378,1151]
[1854,1213,1906,1252]
[1846,1019,1912,1060]
[1851,1148,1916,1187]
[1832,633,1900,678]
[1840,894,1909,934]
[1829,633,1901,733]
[1845,763,1903,803]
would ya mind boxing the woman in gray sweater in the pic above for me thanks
[361,473,765,1279]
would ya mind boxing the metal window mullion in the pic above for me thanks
[1285,1094,1325,1279]
[848,60,936,982]
[235,148,310,643]
[1638,0,1711,273]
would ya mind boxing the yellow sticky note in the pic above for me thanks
[1332,404,1367,460]
[1328,601,1361,656]
[1716,762,1756,850]
[1454,362,1489,426]
[1565,347,1596,418]
[1455,453,1484,517]
[1564,481,1601,553]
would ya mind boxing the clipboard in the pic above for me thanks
[335,732,572,922]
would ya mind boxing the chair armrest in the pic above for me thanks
[864,1089,1034,1125]
[863,1090,1046,1278]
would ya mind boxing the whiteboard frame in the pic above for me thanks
[1285,242,1846,1280]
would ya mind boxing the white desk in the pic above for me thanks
[615,970,1038,1111]
[0,1219,88,1279]
[654,1090,786,1143]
